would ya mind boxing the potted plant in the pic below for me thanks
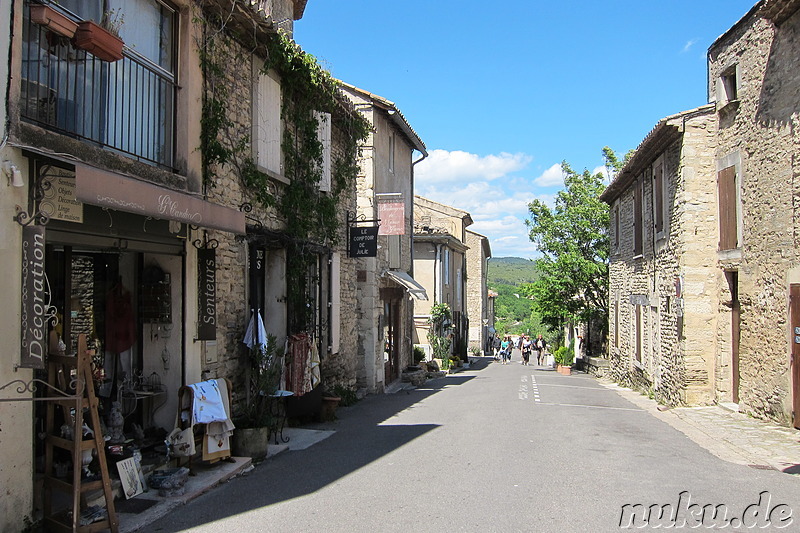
[428,303,452,370]
[553,346,573,375]
[30,3,79,39]
[73,8,124,62]
[232,334,283,459]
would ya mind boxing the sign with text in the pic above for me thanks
[20,224,51,369]
[349,226,378,257]
[197,248,217,341]
[40,171,83,223]
[378,201,405,235]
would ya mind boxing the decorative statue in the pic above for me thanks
[107,401,125,443]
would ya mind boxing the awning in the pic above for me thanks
[384,270,428,300]
[76,164,246,234]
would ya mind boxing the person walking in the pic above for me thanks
[500,336,511,365]
[535,334,547,365]
[492,335,502,361]
[521,336,532,365]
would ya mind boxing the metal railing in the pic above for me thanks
[20,5,177,170]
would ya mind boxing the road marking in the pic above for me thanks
[535,383,615,391]
[535,401,645,412]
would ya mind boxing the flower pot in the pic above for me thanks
[74,20,124,62]
[320,396,341,422]
[232,427,270,460]
[30,5,78,39]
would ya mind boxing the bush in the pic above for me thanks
[553,346,574,367]
[413,345,426,364]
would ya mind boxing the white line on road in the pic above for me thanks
[535,401,645,412]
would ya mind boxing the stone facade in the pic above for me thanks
[202,18,362,407]
[708,1,800,425]
[602,106,718,406]
[413,196,473,359]
[339,83,426,393]
[466,229,492,355]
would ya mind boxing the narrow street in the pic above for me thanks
[145,355,800,532]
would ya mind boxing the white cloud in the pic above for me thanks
[533,164,564,187]
[682,39,698,53]
[416,149,531,183]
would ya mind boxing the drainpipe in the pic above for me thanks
[410,150,427,275]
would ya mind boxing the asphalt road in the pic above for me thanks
[146,354,800,532]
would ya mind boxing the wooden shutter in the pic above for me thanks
[634,179,643,255]
[256,72,281,174]
[654,164,664,234]
[315,111,332,192]
[718,166,738,250]
[614,207,620,249]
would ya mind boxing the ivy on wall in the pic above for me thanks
[196,6,370,333]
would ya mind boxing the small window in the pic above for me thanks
[717,65,738,107]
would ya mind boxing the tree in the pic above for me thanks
[524,153,611,333]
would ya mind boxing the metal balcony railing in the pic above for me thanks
[20,5,177,170]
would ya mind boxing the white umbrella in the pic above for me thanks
[243,309,268,350]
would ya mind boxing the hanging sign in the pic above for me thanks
[197,248,217,341]
[40,171,84,223]
[378,201,405,235]
[349,226,378,257]
[20,224,52,369]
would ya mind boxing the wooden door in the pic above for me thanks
[790,284,800,428]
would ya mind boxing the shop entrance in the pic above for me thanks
[37,221,185,494]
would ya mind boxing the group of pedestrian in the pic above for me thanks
[490,333,547,365]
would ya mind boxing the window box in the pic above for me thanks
[74,20,124,62]
[30,5,78,39]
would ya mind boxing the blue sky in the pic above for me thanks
[294,0,757,259]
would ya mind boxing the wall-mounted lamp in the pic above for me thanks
[3,161,24,188]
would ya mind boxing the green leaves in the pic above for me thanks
[525,152,611,331]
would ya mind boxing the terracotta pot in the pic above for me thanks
[30,5,78,39]
[74,20,124,62]
[320,396,341,421]
[232,427,270,460]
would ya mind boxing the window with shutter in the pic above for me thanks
[634,178,643,256]
[254,70,282,175]
[718,165,738,250]
[315,111,332,192]
[653,160,665,235]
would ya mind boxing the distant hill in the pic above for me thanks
[488,257,539,287]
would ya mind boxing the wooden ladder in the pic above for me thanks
[42,333,119,533]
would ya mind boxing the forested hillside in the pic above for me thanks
[488,257,546,337]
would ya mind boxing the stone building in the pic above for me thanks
[602,0,800,427]
[600,106,718,406]
[0,1,364,529]
[707,0,800,426]
[466,229,493,355]
[413,196,473,360]
[338,82,428,393]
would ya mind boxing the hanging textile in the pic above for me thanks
[286,333,314,396]
[106,281,135,353]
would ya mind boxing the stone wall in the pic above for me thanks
[201,28,360,413]
[708,7,800,424]
[608,109,718,407]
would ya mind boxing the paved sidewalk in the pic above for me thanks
[598,378,800,475]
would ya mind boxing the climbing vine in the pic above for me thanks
[195,6,370,333]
